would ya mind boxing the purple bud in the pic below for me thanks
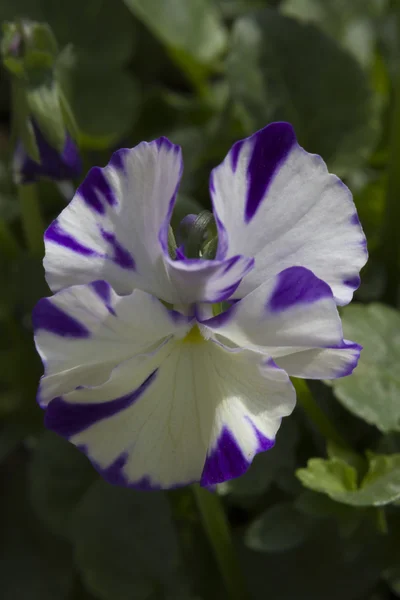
[14,120,82,184]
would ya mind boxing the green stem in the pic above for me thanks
[192,484,250,600]
[376,507,388,535]
[293,378,351,451]
[382,71,400,306]
[0,219,20,258]
[18,183,44,256]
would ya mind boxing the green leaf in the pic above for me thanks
[26,80,66,152]
[123,0,227,67]
[227,9,377,174]
[245,502,315,553]
[330,303,400,433]
[297,453,400,506]
[297,457,358,497]
[58,67,140,149]
[71,480,181,600]
[0,467,74,600]
[281,0,387,66]
[29,431,97,538]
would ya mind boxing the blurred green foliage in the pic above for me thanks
[0,0,400,599]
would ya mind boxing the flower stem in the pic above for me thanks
[192,484,250,600]
[0,219,20,259]
[18,183,44,256]
[382,70,400,306]
[293,378,351,451]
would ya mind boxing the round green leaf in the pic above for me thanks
[59,67,141,149]
[245,502,315,553]
[71,480,181,600]
[29,431,97,538]
[227,9,377,174]
[330,303,400,433]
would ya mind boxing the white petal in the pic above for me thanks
[44,336,294,489]
[201,266,343,351]
[44,138,253,304]
[34,281,190,406]
[273,341,362,379]
[210,122,368,305]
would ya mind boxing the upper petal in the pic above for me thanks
[44,137,253,305]
[210,122,368,305]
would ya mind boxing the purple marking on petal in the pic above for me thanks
[344,275,361,289]
[230,139,244,172]
[109,148,129,172]
[222,255,241,274]
[325,341,362,377]
[200,427,250,486]
[246,418,275,452]
[101,229,135,270]
[90,280,117,316]
[45,370,157,438]
[350,212,362,226]
[33,298,89,338]
[266,357,280,369]
[45,220,98,257]
[79,167,116,213]
[269,266,332,313]
[214,212,228,259]
[155,136,180,154]
[212,282,243,303]
[245,122,296,222]
[197,304,236,327]
[209,170,216,194]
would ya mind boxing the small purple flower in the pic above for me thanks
[14,120,82,184]
[33,123,367,489]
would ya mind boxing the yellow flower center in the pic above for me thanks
[182,325,205,344]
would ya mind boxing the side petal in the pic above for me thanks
[44,138,183,297]
[201,266,344,351]
[43,336,294,489]
[34,281,191,406]
[210,122,368,305]
[273,340,362,379]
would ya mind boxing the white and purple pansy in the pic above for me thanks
[33,122,367,489]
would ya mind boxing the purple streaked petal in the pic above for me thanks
[33,298,89,338]
[269,266,332,312]
[79,167,117,213]
[200,426,274,486]
[45,370,157,437]
[210,122,368,306]
[245,122,296,222]
[344,275,361,290]
[90,280,116,316]
[100,229,136,270]
[45,220,99,257]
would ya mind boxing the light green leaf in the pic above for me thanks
[71,480,181,600]
[123,0,227,66]
[330,303,400,433]
[297,452,400,506]
[245,502,315,553]
[227,9,377,175]
[29,431,97,538]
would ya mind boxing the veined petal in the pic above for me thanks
[210,122,368,306]
[272,340,362,379]
[34,281,191,406]
[201,266,343,351]
[43,333,294,489]
[44,138,182,298]
[44,137,253,304]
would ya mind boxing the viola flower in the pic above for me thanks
[14,119,82,184]
[34,122,367,489]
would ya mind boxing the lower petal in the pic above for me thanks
[44,336,295,489]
